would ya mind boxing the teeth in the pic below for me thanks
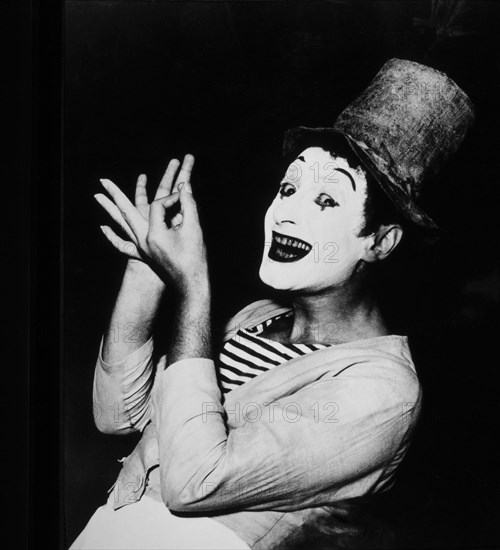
[276,235,306,249]
[276,249,295,258]
[272,232,312,254]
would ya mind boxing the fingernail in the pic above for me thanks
[178,182,184,191]
[100,178,109,188]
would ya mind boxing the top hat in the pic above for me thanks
[283,59,475,229]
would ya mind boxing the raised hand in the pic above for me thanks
[147,178,208,294]
[95,154,208,294]
[94,155,194,262]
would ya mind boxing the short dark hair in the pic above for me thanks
[359,170,407,237]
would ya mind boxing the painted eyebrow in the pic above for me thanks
[333,168,356,191]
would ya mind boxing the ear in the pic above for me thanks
[364,224,404,263]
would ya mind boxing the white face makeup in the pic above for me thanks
[259,147,373,293]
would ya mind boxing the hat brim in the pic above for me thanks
[283,126,439,230]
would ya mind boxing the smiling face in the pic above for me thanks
[259,147,375,293]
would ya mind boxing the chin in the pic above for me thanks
[259,258,293,290]
[258,254,314,291]
[259,260,284,290]
[259,253,356,294]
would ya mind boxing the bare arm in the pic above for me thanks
[102,260,164,364]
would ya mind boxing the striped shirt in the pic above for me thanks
[217,311,332,394]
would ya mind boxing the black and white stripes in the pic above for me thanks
[217,311,331,393]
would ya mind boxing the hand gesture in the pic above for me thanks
[94,154,194,262]
[95,154,208,293]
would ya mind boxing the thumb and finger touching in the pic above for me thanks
[151,155,196,231]
[97,155,199,260]
[149,192,182,232]
[149,182,198,235]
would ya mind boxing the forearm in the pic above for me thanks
[167,278,212,366]
[93,154,203,433]
[153,279,215,498]
[151,355,417,513]
[102,260,166,364]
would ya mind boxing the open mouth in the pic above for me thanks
[268,231,312,262]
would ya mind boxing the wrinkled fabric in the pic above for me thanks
[94,299,422,549]
[93,337,156,433]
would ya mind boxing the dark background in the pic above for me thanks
[64,1,500,548]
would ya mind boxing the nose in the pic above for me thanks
[272,193,302,227]
[273,195,298,226]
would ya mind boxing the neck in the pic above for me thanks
[288,280,388,345]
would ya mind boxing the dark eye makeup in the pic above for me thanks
[315,193,339,210]
[278,183,339,210]
[278,182,296,197]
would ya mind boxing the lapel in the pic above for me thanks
[221,339,394,421]
[112,300,411,510]
[221,300,410,414]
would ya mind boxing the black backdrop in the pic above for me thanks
[64,1,500,548]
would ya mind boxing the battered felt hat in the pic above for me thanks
[283,58,475,229]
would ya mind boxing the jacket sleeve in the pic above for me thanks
[93,336,158,434]
[152,354,421,513]
[92,299,272,435]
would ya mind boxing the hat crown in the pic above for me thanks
[283,59,475,228]
[333,58,475,200]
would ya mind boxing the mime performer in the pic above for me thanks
[70,59,474,550]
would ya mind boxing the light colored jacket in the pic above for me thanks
[94,299,422,549]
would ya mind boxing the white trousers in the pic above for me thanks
[69,495,250,550]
